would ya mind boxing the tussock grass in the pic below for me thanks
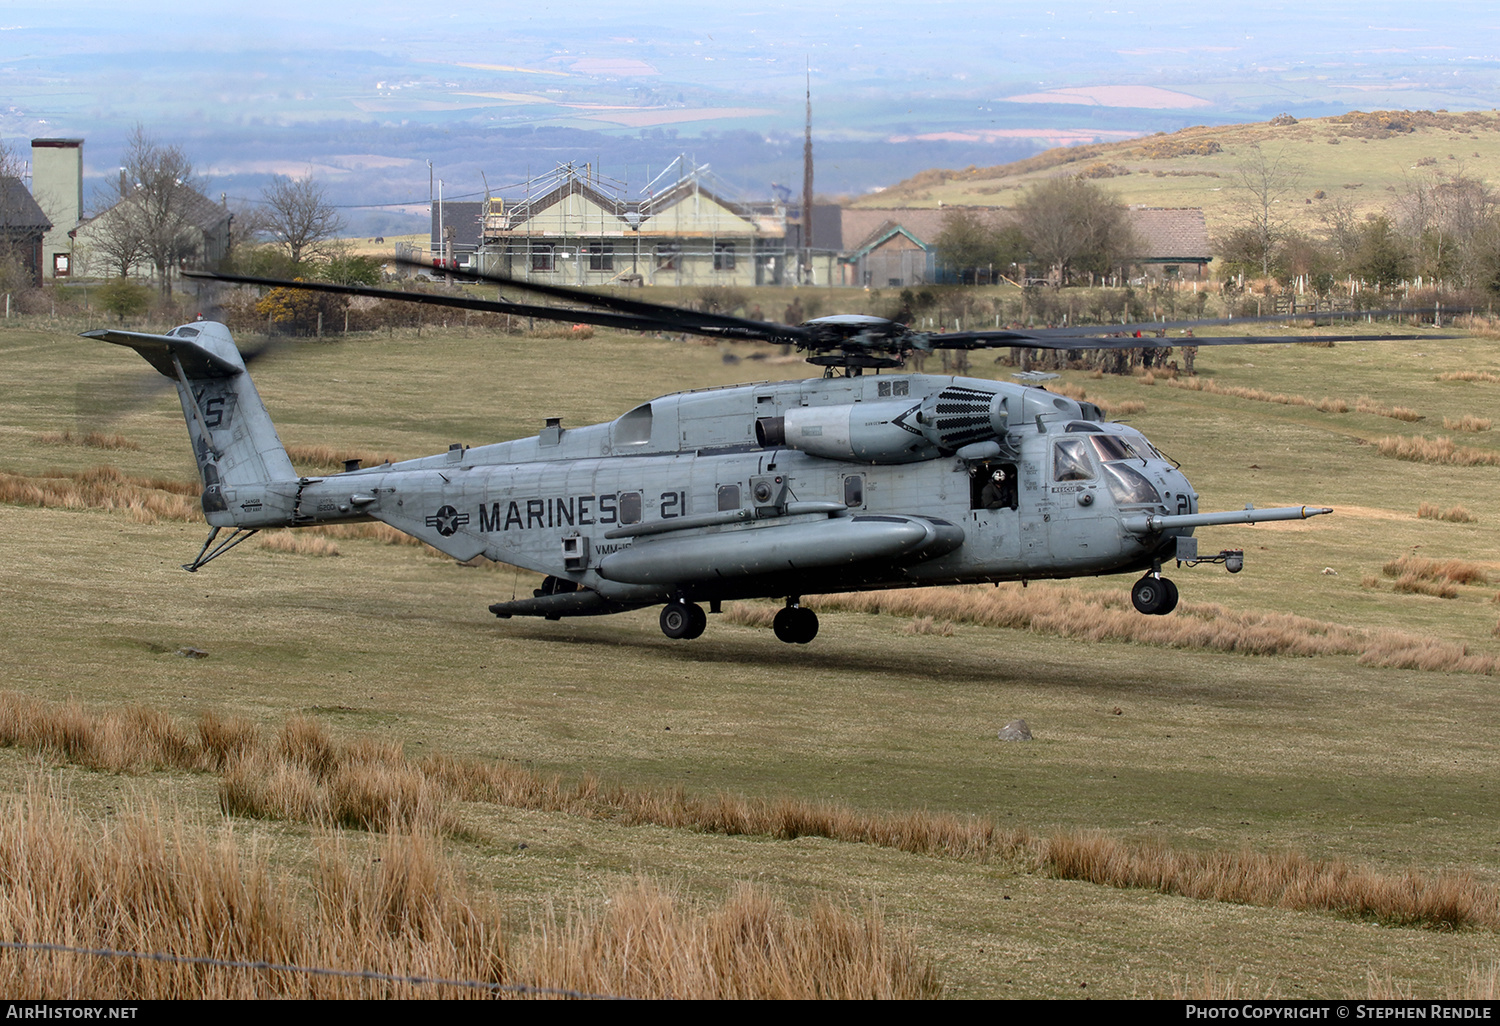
[1443,415,1493,432]
[898,616,956,636]
[0,466,200,523]
[1383,555,1489,587]
[1095,398,1147,417]
[1418,502,1477,523]
[1390,575,1459,598]
[256,531,340,557]
[1356,396,1424,422]
[520,879,939,1000]
[35,428,139,450]
[1046,831,1491,931]
[722,602,777,628]
[6,692,1499,936]
[1376,435,1500,467]
[800,584,1499,675]
[1438,370,1500,383]
[1048,381,1144,418]
[1167,376,1351,414]
[285,443,404,473]
[0,782,931,999]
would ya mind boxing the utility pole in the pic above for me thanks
[801,62,814,286]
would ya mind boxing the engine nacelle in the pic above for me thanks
[755,384,1093,464]
[757,399,943,463]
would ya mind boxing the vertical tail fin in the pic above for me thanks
[83,322,298,526]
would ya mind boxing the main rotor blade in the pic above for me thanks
[394,257,812,343]
[184,270,734,338]
[937,330,1443,351]
[935,306,1463,349]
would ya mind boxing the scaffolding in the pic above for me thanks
[477,159,789,288]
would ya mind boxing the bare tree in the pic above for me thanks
[89,168,150,279]
[1229,144,1305,278]
[260,174,344,265]
[0,139,34,292]
[120,126,203,295]
[1015,177,1135,285]
[1396,168,1496,286]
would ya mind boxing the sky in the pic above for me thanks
[5,1,1499,232]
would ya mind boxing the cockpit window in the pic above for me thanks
[1087,434,1143,463]
[1052,438,1095,482]
[1102,463,1162,506]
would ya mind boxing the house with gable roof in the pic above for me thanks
[477,162,788,287]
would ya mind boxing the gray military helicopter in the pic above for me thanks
[85,268,1435,643]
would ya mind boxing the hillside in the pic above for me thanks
[857,110,1500,241]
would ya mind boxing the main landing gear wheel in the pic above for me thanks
[1131,575,1179,616]
[772,605,819,644]
[660,601,707,640]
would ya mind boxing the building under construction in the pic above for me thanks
[467,160,794,288]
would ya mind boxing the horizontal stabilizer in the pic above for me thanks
[83,326,245,380]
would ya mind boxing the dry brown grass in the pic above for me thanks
[519,879,939,1000]
[4,692,1499,936]
[0,781,933,999]
[0,466,200,524]
[1382,555,1490,586]
[897,616,956,636]
[1418,502,1477,523]
[1171,966,1280,1000]
[1048,382,1144,418]
[284,443,405,473]
[1356,396,1424,422]
[35,428,140,451]
[1166,376,1351,414]
[256,530,340,557]
[1442,415,1493,432]
[798,583,1499,674]
[1376,435,1500,466]
[1438,370,1500,383]
[1046,831,1491,930]
[1095,398,1147,417]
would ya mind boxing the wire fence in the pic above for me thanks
[0,939,624,1000]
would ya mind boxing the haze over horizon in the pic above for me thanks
[5,1,1500,233]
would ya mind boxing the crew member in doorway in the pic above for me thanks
[980,468,1009,510]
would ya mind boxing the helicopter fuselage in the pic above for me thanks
[92,320,1328,642]
[220,371,1197,609]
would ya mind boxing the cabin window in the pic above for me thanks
[714,243,736,271]
[1052,438,1096,482]
[618,491,643,525]
[843,475,864,508]
[717,484,741,511]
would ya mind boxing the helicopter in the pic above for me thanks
[83,266,1438,644]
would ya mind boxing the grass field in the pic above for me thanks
[1,308,1498,998]
[860,110,1500,244]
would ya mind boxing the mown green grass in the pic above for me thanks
[1,314,1498,998]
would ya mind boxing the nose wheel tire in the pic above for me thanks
[772,606,819,644]
[1131,575,1179,616]
[660,601,707,640]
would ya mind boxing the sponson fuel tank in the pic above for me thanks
[597,514,964,585]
